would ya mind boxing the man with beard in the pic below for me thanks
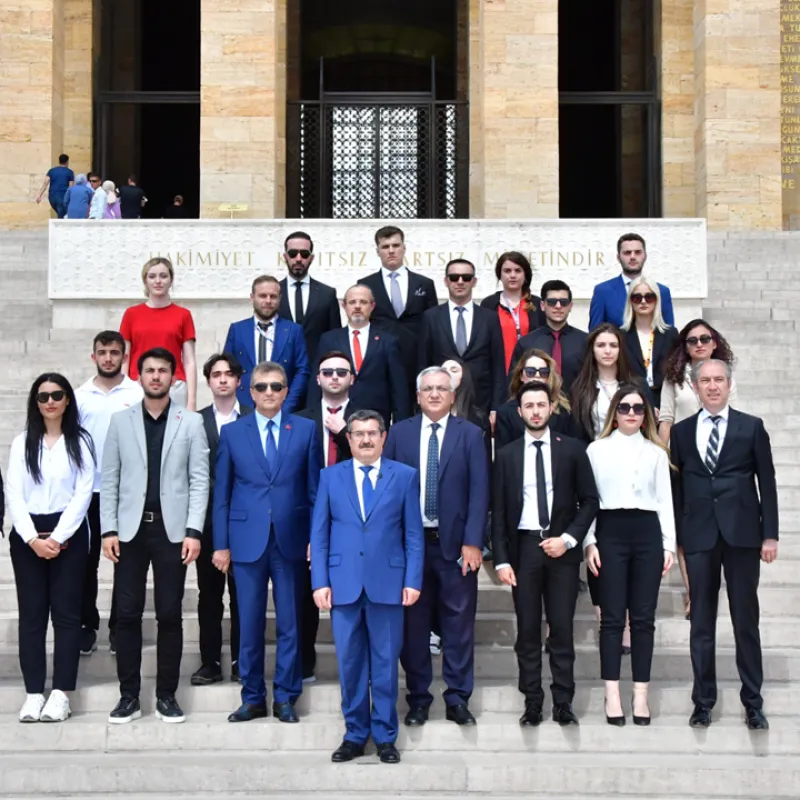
[224,275,310,413]
[76,331,143,655]
[278,231,341,366]
[589,233,675,329]
[492,383,598,727]
[101,348,209,724]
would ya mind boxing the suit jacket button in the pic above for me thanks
[359,552,364,556]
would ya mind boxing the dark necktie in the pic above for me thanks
[294,281,305,325]
[551,329,563,374]
[533,440,550,529]
[455,307,467,356]
[265,419,278,475]
[326,406,342,466]
[705,415,722,471]
[424,422,441,521]
[257,321,272,363]
[360,465,374,518]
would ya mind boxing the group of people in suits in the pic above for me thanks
[3,227,779,760]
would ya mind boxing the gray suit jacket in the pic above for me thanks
[100,403,210,543]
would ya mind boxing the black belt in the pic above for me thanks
[424,528,440,542]
[519,528,549,539]
[142,511,163,524]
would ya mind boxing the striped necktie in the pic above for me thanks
[704,415,722,471]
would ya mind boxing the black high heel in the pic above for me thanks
[631,696,651,726]
[604,699,626,727]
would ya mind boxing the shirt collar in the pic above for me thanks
[254,315,276,330]
[348,323,370,337]
[525,428,551,447]
[353,456,381,473]
[700,405,730,423]
[422,413,449,432]
[82,375,139,394]
[382,266,406,280]
[255,409,282,431]
[448,300,473,315]
[621,273,632,286]
[213,400,240,419]
[145,400,171,422]
[291,275,310,287]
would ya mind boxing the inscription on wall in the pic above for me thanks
[782,0,800,228]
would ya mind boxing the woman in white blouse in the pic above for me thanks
[6,374,95,723]
[585,385,675,727]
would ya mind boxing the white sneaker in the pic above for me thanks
[40,690,71,722]
[429,632,442,656]
[19,693,46,723]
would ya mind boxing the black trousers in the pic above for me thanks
[82,492,117,634]
[196,524,239,666]
[596,509,663,682]
[115,519,186,699]
[685,536,762,710]
[301,564,320,678]
[10,513,88,693]
[512,533,580,706]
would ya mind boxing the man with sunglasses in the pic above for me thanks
[509,280,588,396]
[278,232,342,370]
[213,362,322,724]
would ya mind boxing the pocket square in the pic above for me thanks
[414,287,427,297]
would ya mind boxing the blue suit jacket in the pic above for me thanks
[383,415,489,562]
[213,412,322,563]
[310,459,424,607]
[589,276,675,330]
[223,316,310,413]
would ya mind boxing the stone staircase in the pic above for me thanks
[0,229,798,797]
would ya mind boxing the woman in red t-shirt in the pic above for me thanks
[120,257,198,410]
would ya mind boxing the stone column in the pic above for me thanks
[469,0,559,218]
[694,0,781,229]
[200,0,287,219]
[64,0,93,171]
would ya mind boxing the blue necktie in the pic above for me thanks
[265,419,278,475]
[424,422,440,521]
[360,465,374,518]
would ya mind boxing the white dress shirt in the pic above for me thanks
[6,433,95,545]
[448,300,474,345]
[255,409,282,451]
[696,405,730,460]
[321,399,349,467]
[419,413,449,527]
[213,400,241,433]
[289,275,310,322]
[76,375,143,491]
[584,430,676,553]
[253,316,275,362]
[592,380,619,439]
[382,266,408,310]
[353,456,381,520]
[348,323,370,365]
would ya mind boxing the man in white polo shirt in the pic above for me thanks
[76,331,143,655]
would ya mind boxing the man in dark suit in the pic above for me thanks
[224,275,310,413]
[384,366,489,727]
[278,231,342,366]
[669,359,778,731]
[509,279,588,397]
[358,225,438,403]
[308,285,410,425]
[418,259,505,419]
[492,382,598,726]
[191,353,253,686]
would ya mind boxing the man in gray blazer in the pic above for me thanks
[101,347,209,725]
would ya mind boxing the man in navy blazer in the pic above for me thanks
[223,275,310,413]
[212,361,322,724]
[384,366,489,727]
[311,409,424,764]
[589,233,675,330]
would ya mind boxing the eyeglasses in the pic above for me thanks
[319,368,351,378]
[631,292,657,304]
[419,385,452,394]
[446,273,474,282]
[286,249,311,259]
[617,403,646,416]
[349,429,382,440]
[544,298,571,307]
[253,382,285,393]
[523,366,551,379]
[686,335,714,346]
[36,391,66,403]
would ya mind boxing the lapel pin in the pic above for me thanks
[556,436,561,441]
[374,335,380,341]
[285,423,292,430]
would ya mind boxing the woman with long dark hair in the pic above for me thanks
[6,374,95,723]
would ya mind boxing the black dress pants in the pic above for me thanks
[596,509,663,682]
[196,524,239,666]
[115,519,186,699]
[512,533,580,707]
[301,565,320,679]
[685,536,762,710]
[82,492,118,634]
[10,513,88,694]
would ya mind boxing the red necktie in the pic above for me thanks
[551,330,563,374]
[326,406,342,466]
[352,330,363,373]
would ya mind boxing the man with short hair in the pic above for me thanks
[36,153,74,218]
[118,175,148,219]
[101,348,210,724]
[670,359,779,731]
[191,353,253,687]
[224,275,310,413]
[589,233,675,329]
[76,331,144,655]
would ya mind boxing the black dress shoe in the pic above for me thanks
[331,740,365,762]
[191,663,223,686]
[228,702,268,722]
[631,697,651,726]
[272,701,299,723]
[519,705,543,726]
[689,705,712,728]
[230,660,240,683]
[445,703,476,726]
[604,700,626,727]
[80,627,97,656]
[404,706,429,726]
[376,742,401,763]
[552,702,579,726]
[745,707,769,730]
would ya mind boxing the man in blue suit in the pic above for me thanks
[224,275,310,413]
[212,361,322,723]
[311,409,424,764]
[384,366,489,727]
[589,233,675,330]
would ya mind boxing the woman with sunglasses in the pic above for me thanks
[6,374,95,723]
[480,251,545,374]
[495,348,572,450]
[584,385,675,726]
[621,278,678,411]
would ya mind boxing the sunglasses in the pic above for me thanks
[36,391,66,403]
[320,368,351,378]
[686,335,714,346]
[523,366,551,379]
[631,292,657,304]
[617,403,646,416]
[286,249,311,259]
[544,298,571,307]
[253,382,285,393]
[447,273,474,283]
